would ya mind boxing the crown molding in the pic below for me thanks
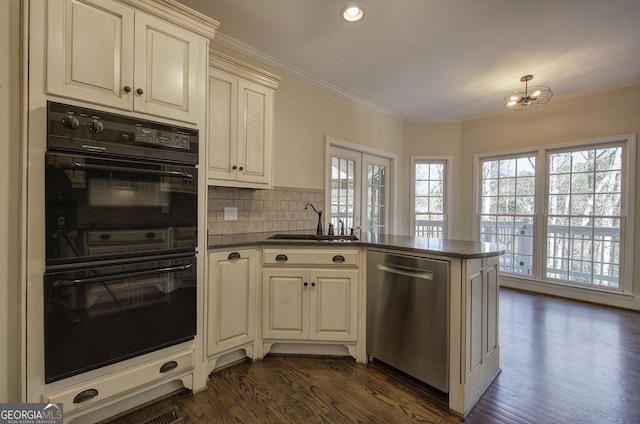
[210,50,281,90]
[121,0,219,39]
[213,33,404,121]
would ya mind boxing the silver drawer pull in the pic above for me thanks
[376,263,434,280]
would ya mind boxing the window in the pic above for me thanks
[330,155,357,231]
[546,147,623,287]
[477,135,635,293]
[412,158,449,238]
[479,155,536,275]
[327,140,393,236]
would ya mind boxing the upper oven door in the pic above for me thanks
[45,152,198,265]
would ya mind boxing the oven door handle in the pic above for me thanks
[52,264,193,287]
[54,162,194,179]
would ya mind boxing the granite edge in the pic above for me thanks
[207,232,505,259]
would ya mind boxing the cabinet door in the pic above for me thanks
[207,250,256,355]
[465,258,499,377]
[262,269,309,340]
[47,0,134,110]
[207,69,238,181]
[309,269,358,341]
[133,12,203,124]
[236,79,274,186]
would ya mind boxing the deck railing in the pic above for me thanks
[416,219,620,286]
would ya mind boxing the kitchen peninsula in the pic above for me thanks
[207,231,504,416]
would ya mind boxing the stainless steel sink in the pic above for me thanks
[266,233,359,242]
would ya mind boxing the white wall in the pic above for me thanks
[0,0,22,402]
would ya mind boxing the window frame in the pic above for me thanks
[474,134,636,294]
[410,156,452,238]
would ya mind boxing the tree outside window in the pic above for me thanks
[477,138,632,292]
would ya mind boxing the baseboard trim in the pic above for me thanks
[500,275,640,312]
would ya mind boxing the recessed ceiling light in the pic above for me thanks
[341,5,365,22]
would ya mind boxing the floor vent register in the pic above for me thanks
[141,406,184,424]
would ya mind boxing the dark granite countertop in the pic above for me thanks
[207,230,504,259]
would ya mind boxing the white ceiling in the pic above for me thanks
[178,0,640,122]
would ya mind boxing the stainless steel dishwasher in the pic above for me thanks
[366,250,449,392]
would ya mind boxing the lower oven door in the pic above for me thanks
[43,252,196,384]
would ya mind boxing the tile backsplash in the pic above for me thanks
[207,186,325,235]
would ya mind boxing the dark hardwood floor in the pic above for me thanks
[103,288,640,424]
[468,289,640,424]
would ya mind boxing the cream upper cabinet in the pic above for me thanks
[207,51,280,188]
[131,12,202,123]
[46,0,133,111]
[46,0,214,125]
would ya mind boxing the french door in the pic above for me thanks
[328,145,391,236]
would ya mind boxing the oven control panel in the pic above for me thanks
[135,127,192,150]
[47,101,199,164]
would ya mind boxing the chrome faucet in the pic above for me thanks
[305,203,323,235]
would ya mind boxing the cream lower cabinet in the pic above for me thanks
[448,255,500,416]
[44,346,194,421]
[207,51,280,188]
[261,248,359,359]
[45,0,216,125]
[206,249,257,373]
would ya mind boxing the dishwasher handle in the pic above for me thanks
[376,263,434,280]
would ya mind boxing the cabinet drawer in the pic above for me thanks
[263,249,358,266]
[44,348,193,413]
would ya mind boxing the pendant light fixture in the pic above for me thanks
[503,75,553,110]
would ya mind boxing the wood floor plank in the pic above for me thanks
[103,288,640,424]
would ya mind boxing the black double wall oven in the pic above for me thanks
[44,102,199,383]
